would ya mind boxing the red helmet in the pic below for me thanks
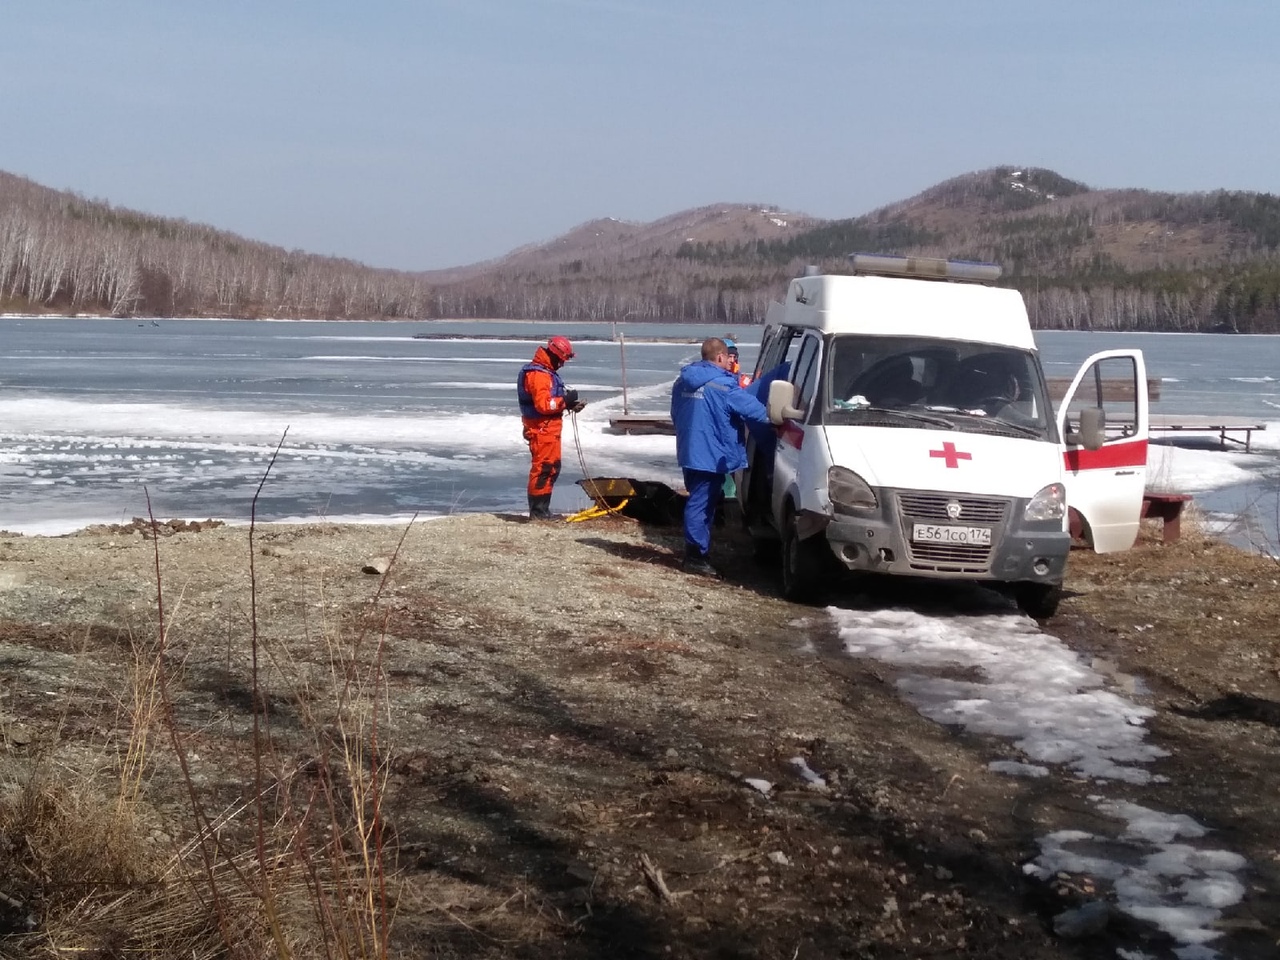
[547,336,575,363]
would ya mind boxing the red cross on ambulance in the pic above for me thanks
[929,441,972,468]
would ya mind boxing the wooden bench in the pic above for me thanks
[1141,492,1192,543]
[1069,492,1193,546]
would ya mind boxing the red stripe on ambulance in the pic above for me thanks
[779,421,805,450]
[1063,439,1148,472]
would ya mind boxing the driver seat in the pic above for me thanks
[860,358,923,406]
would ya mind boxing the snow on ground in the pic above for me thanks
[832,606,1167,784]
[1148,434,1279,492]
[1027,803,1247,960]
[828,604,1248,956]
[1150,427,1280,552]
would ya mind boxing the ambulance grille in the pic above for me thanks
[896,493,1012,573]
[897,493,1008,523]
[907,542,992,570]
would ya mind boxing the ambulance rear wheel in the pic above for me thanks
[1014,583,1062,620]
[781,507,827,602]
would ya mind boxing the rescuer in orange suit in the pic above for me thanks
[516,336,586,519]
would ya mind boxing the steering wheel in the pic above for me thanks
[977,374,1020,409]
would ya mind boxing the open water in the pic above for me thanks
[1,317,1278,545]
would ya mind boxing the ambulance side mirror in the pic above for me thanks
[1066,406,1106,450]
[768,380,805,424]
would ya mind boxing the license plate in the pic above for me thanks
[911,523,992,546]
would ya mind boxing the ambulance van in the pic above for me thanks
[740,254,1149,618]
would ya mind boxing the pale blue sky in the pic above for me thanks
[3,1,1277,270]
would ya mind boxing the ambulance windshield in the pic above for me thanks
[826,336,1052,439]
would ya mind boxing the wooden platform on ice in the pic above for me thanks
[1046,377,1162,402]
[608,414,676,435]
[1148,415,1266,452]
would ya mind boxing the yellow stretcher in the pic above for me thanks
[566,477,636,522]
[566,500,629,522]
[566,477,683,525]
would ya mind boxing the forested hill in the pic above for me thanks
[4,166,1280,331]
[0,170,431,321]
[427,168,1280,332]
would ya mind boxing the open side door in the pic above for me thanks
[1056,349,1149,552]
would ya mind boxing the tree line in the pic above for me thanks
[1,172,431,319]
[4,166,1280,331]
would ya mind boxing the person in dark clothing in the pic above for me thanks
[670,338,771,577]
[516,336,585,519]
[745,360,790,449]
[723,337,753,387]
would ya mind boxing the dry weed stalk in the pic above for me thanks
[2,435,409,959]
[185,432,407,958]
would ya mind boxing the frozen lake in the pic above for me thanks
[2,317,1278,545]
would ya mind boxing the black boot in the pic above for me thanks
[528,494,553,520]
[681,545,719,578]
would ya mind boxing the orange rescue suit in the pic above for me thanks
[517,346,569,497]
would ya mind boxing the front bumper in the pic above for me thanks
[817,487,1069,585]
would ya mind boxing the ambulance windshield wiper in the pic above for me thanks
[861,406,956,430]
[931,408,1043,438]
[986,418,1042,438]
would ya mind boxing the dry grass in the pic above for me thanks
[1,642,399,959]
[0,480,406,959]
[1065,504,1280,693]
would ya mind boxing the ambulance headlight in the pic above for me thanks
[1024,483,1066,522]
[828,467,877,513]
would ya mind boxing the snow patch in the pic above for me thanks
[1026,800,1245,953]
[789,756,827,788]
[830,606,1167,783]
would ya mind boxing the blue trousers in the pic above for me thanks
[682,468,724,557]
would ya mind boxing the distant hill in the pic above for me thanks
[420,203,825,326]
[3,166,1279,330]
[424,166,1280,332]
[427,204,821,284]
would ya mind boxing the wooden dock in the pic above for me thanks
[1046,377,1162,402]
[608,414,675,435]
[1148,415,1266,452]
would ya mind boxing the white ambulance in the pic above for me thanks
[741,254,1149,618]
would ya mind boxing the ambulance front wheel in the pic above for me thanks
[1014,582,1062,620]
[781,506,829,603]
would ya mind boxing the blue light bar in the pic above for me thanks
[848,253,1002,283]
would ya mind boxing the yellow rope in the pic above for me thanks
[566,409,632,522]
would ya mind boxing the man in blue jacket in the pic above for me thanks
[670,338,771,577]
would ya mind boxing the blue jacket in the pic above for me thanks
[746,361,790,452]
[670,360,770,473]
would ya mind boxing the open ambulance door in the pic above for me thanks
[1056,349,1149,553]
